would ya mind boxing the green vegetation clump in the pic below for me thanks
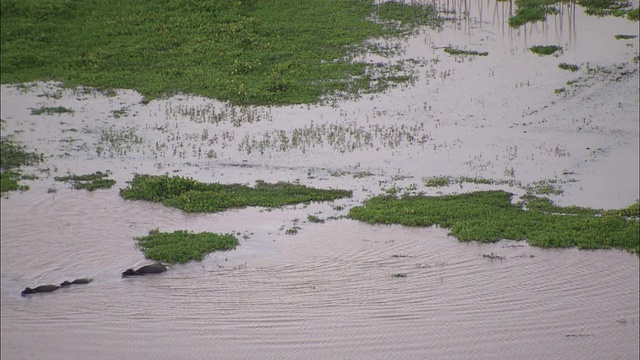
[530,45,562,55]
[559,63,580,72]
[614,34,637,39]
[1,0,441,105]
[509,0,558,27]
[578,0,631,17]
[628,8,640,20]
[54,171,116,191]
[444,47,488,56]
[134,228,239,264]
[307,215,325,223]
[120,174,352,213]
[348,191,639,253]
[30,106,73,115]
[0,134,41,193]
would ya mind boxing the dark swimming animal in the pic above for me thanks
[21,285,59,296]
[122,263,172,277]
[60,278,93,287]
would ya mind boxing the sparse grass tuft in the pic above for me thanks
[1,135,41,193]
[54,171,116,191]
[30,106,73,115]
[444,47,488,56]
[425,176,451,187]
[559,63,580,72]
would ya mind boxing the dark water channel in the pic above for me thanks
[2,0,639,358]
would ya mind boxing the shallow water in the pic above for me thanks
[2,0,639,359]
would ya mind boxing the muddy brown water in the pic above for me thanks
[2,1,639,359]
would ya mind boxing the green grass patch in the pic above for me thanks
[348,190,639,253]
[119,174,352,213]
[628,8,639,20]
[1,0,441,105]
[530,45,562,55]
[134,228,239,264]
[30,106,73,115]
[0,134,41,193]
[444,47,488,56]
[559,63,580,72]
[54,171,116,191]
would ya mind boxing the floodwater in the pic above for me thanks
[2,0,639,359]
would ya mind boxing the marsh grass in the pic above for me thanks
[559,63,580,72]
[30,106,73,115]
[134,228,239,264]
[120,174,352,213]
[530,45,562,55]
[307,215,325,223]
[444,47,488,56]
[1,0,441,105]
[348,191,639,253]
[578,0,631,17]
[509,0,634,27]
[0,134,41,193]
[425,177,450,187]
[508,0,558,27]
[54,171,116,191]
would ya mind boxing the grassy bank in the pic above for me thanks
[1,0,440,105]
[134,229,239,264]
[120,174,352,212]
[348,191,639,253]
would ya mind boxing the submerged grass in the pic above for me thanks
[30,106,73,115]
[120,174,352,213]
[134,228,239,264]
[348,191,639,253]
[1,0,440,105]
[444,47,488,56]
[54,171,116,191]
[0,132,41,193]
